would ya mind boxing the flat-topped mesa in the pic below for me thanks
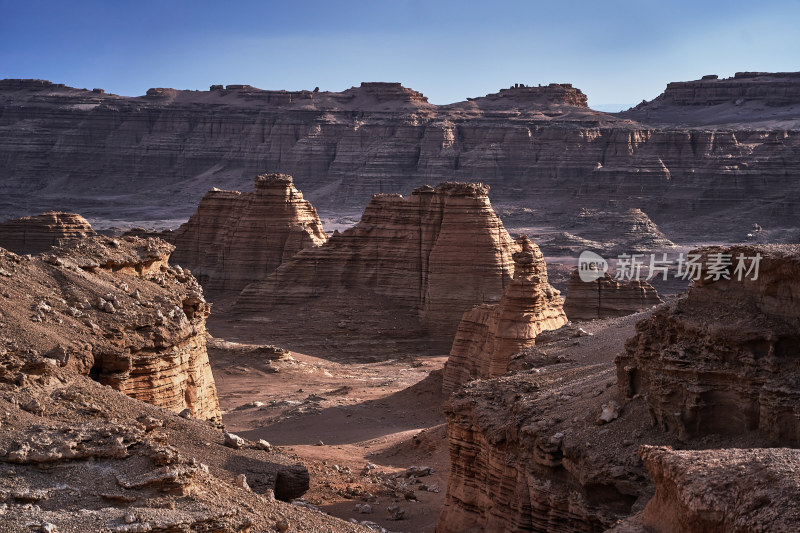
[0,78,68,91]
[170,173,328,296]
[235,181,518,343]
[484,83,589,107]
[343,82,429,103]
[563,269,662,321]
[661,71,800,106]
[617,244,800,444]
[0,211,98,255]
[442,235,568,393]
[0,236,221,421]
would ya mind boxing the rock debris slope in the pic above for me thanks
[169,173,328,296]
[235,182,519,343]
[442,235,568,394]
[0,235,220,421]
[0,211,97,254]
[564,270,663,321]
[438,244,800,532]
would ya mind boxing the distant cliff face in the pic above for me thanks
[0,211,97,254]
[2,77,800,238]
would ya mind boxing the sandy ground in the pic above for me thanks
[208,334,450,533]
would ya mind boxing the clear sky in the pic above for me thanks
[2,0,799,110]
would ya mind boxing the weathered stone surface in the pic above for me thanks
[236,182,519,341]
[442,235,567,394]
[0,211,97,254]
[170,173,327,295]
[616,244,800,444]
[564,270,662,321]
[630,446,800,533]
[4,77,800,241]
[0,235,220,421]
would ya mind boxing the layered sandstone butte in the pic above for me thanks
[442,235,567,393]
[617,244,800,444]
[236,182,518,340]
[0,235,221,421]
[0,211,97,254]
[622,446,800,533]
[564,270,663,321]
[3,77,800,242]
[170,173,327,295]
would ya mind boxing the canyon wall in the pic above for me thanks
[564,270,662,321]
[617,244,800,444]
[0,211,97,254]
[2,77,800,237]
[169,173,328,295]
[0,235,221,421]
[439,244,800,531]
[442,235,567,394]
[235,182,519,341]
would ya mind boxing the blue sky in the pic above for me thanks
[2,0,799,109]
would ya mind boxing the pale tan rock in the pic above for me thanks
[170,173,327,295]
[442,235,567,393]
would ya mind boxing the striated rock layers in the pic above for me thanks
[4,76,800,239]
[564,270,663,321]
[617,244,800,444]
[626,446,800,533]
[442,235,567,394]
[0,235,221,421]
[0,211,97,254]
[236,182,518,341]
[170,173,328,295]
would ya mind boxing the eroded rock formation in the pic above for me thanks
[439,244,800,531]
[4,77,800,241]
[564,269,663,321]
[0,235,220,421]
[617,244,800,443]
[442,235,567,394]
[622,446,800,533]
[170,173,328,295]
[0,211,97,254]
[236,182,519,342]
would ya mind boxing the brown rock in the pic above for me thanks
[0,235,220,421]
[616,244,800,444]
[170,173,327,295]
[442,235,567,393]
[236,182,519,342]
[632,446,800,533]
[564,270,662,321]
[0,212,96,255]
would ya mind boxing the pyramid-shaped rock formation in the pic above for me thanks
[0,211,97,254]
[563,269,663,321]
[442,235,568,393]
[235,182,519,340]
[170,173,328,295]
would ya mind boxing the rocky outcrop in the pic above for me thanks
[0,235,221,421]
[661,72,800,107]
[629,446,800,533]
[617,244,800,444]
[0,211,97,254]
[4,77,800,241]
[235,182,519,342]
[442,235,567,394]
[564,270,662,321]
[170,173,327,295]
[0,350,365,531]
